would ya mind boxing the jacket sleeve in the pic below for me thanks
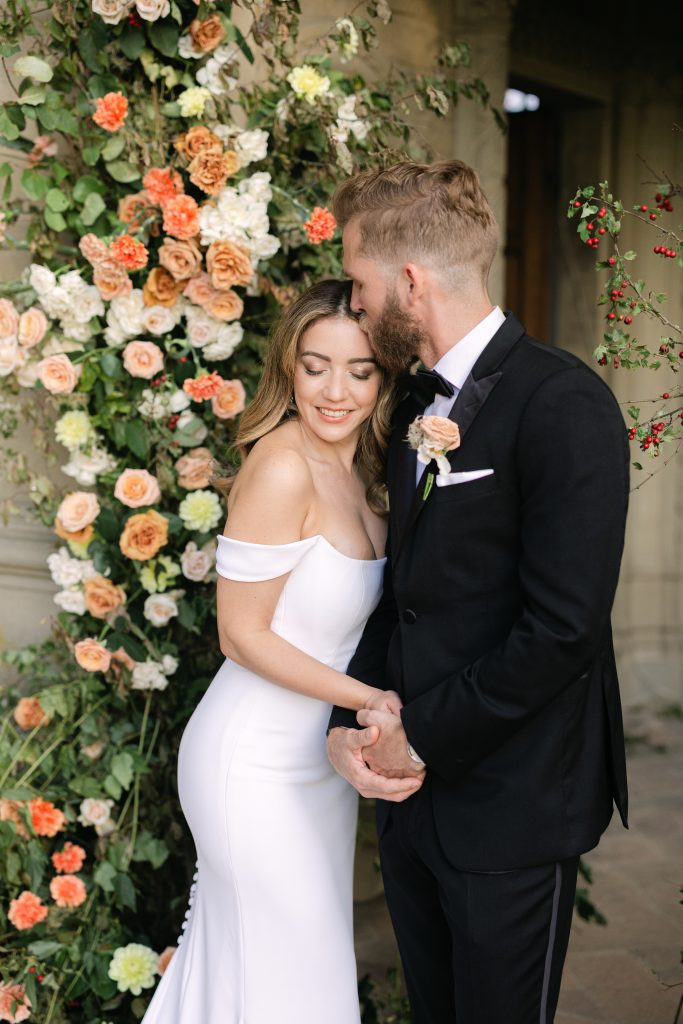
[327,538,399,732]
[400,366,630,782]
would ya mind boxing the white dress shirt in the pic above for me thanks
[415,306,506,483]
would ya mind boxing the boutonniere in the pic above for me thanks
[407,415,461,500]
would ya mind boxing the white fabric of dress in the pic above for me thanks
[141,533,386,1024]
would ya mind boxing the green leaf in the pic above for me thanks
[54,108,80,136]
[147,20,180,58]
[20,84,47,106]
[119,25,147,60]
[632,462,643,471]
[28,940,62,958]
[78,27,107,73]
[133,830,169,869]
[104,774,122,800]
[81,191,107,225]
[0,43,20,58]
[233,23,254,63]
[125,419,150,459]
[627,406,640,421]
[101,133,126,161]
[0,106,21,142]
[99,351,125,378]
[20,168,50,200]
[160,101,181,118]
[110,752,134,790]
[106,160,141,183]
[114,871,137,910]
[176,598,196,631]
[44,207,67,231]
[96,506,121,542]
[94,860,117,892]
[73,174,105,202]
[623,250,637,261]
[14,55,53,82]
[46,187,70,212]
[117,633,148,662]
[82,141,103,166]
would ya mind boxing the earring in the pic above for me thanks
[287,391,297,411]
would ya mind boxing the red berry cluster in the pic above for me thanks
[605,280,632,334]
[653,245,678,258]
[150,374,168,388]
[27,966,45,982]
[654,192,674,213]
[167,414,180,430]
[583,206,608,248]
[639,420,666,450]
[128,10,142,26]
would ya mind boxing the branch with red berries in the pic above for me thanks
[568,178,683,470]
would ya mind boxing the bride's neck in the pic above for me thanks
[295,419,359,474]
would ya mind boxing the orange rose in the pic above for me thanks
[114,468,161,508]
[183,371,224,401]
[83,575,126,619]
[118,190,154,231]
[49,874,87,909]
[0,298,19,338]
[189,13,226,52]
[142,267,182,308]
[93,257,133,301]
[162,195,200,240]
[188,150,238,195]
[54,520,94,545]
[51,842,86,874]
[122,340,164,379]
[175,447,214,489]
[206,241,252,290]
[0,800,28,839]
[205,289,244,322]
[93,91,128,132]
[56,491,100,533]
[8,891,47,931]
[17,307,48,348]
[183,272,216,307]
[38,353,80,394]
[111,233,149,271]
[119,508,169,561]
[74,637,112,673]
[158,238,202,281]
[79,233,110,266]
[211,379,246,420]
[143,167,184,207]
[29,798,66,837]
[13,697,49,730]
[174,125,222,160]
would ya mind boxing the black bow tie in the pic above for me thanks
[403,367,455,406]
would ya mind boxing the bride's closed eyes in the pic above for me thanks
[301,362,374,381]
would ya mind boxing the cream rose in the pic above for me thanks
[122,340,164,379]
[77,797,116,835]
[74,638,112,673]
[134,0,169,20]
[141,304,179,336]
[143,592,180,627]
[175,447,214,490]
[0,337,22,377]
[114,468,161,508]
[38,353,80,394]
[181,539,215,581]
[0,298,19,338]
[56,491,100,533]
[18,307,48,348]
[92,0,134,23]
[158,238,203,282]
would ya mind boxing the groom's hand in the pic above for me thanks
[326,726,424,801]
[356,709,424,779]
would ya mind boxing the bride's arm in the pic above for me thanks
[216,445,387,712]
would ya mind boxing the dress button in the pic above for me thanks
[402,609,417,624]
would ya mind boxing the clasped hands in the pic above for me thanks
[326,689,425,802]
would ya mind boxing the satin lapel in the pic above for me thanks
[388,395,422,554]
[392,312,526,565]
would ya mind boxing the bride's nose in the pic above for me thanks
[322,370,348,403]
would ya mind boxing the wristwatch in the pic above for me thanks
[406,742,426,767]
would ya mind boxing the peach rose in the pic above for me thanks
[183,272,216,306]
[0,298,19,338]
[122,340,164,379]
[74,637,112,673]
[158,946,176,975]
[142,267,182,308]
[189,13,226,51]
[419,415,461,450]
[93,257,133,301]
[158,238,202,281]
[54,520,94,545]
[49,874,87,908]
[175,447,214,489]
[29,798,66,837]
[205,289,244,322]
[118,190,154,230]
[0,799,28,839]
[51,841,86,873]
[79,233,110,266]
[188,150,237,195]
[162,194,200,240]
[114,467,161,508]
[174,125,222,159]
[18,306,48,348]
[206,241,252,290]
[0,981,31,1023]
[211,379,246,420]
[56,491,100,533]
[83,575,126,619]
[111,646,136,670]
[13,696,49,730]
[8,891,47,931]
[119,508,169,561]
[38,353,80,394]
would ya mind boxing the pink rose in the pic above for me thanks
[56,491,100,532]
[122,340,164,379]
[38,353,80,394]
[18,307,48,348]
[0,298,19,338]
[211,379,246,420]
[419,415,461,450]
[114,468,162,508]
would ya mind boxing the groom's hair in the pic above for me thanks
[332,159,498,288]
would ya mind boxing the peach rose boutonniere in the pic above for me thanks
[407,414,461,500]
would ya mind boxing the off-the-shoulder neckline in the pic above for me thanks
[217,533,387,564]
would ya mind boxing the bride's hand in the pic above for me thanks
[364,689,403,716]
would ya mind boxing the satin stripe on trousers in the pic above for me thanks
[378,781,578,1024]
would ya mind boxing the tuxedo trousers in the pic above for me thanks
[378,778,578,1024]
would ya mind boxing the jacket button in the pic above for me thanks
[402,609,417,624]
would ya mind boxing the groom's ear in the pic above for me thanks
[403,263,426,306]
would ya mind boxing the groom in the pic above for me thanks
[327,159,629,1023]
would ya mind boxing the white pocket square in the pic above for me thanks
[436,469,494,487]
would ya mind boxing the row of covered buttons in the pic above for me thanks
[176,863,199,946]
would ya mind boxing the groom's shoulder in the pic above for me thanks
[510,330,615,402]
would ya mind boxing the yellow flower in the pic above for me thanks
[178,489,222,533]
[139,555,181,594]
[55,410,93,451]
[287,65,331,106]
[108,943,158,996]
[177,86,212,118]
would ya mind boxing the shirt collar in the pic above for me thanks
[432,306,506,390]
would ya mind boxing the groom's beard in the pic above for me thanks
[362,292,427,374]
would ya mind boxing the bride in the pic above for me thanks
[141,279,424,1024]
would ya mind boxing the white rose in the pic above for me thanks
[92,0,134,24]
[62,447,117,487]
[177,34,200,58]
[169,389,191,413]
[234,129,269,165]
[0,337,22,377]
[249,234,280,261]
[203,322,243,361]
[138,388,171,420]
[210,122,237,145]
[143,592,180,627]
[47,547,96,587]
[78,797,116,835]
[161,654,178,675]
[142,304,180,336]
[104,321,129,347]
[29,263,56,295]
[239,172,273,205]
[15,360,42,388]
[53,588,87,614]
[131,660,169,691]
[135,0,169,21]
[181,540,215,581]
[109,290,145,336]
[185,309,220,349]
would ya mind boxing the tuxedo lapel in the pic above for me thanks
[389,395,422,553]
[392,313,526,564]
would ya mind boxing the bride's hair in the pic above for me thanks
[213,279,396,515]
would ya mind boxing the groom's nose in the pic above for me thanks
[350,283,364,314]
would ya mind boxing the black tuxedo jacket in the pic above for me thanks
[329,313,629,871]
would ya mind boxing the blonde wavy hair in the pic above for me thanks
[212,279,396,515]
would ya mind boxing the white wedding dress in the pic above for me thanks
[141,533,386,1024]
